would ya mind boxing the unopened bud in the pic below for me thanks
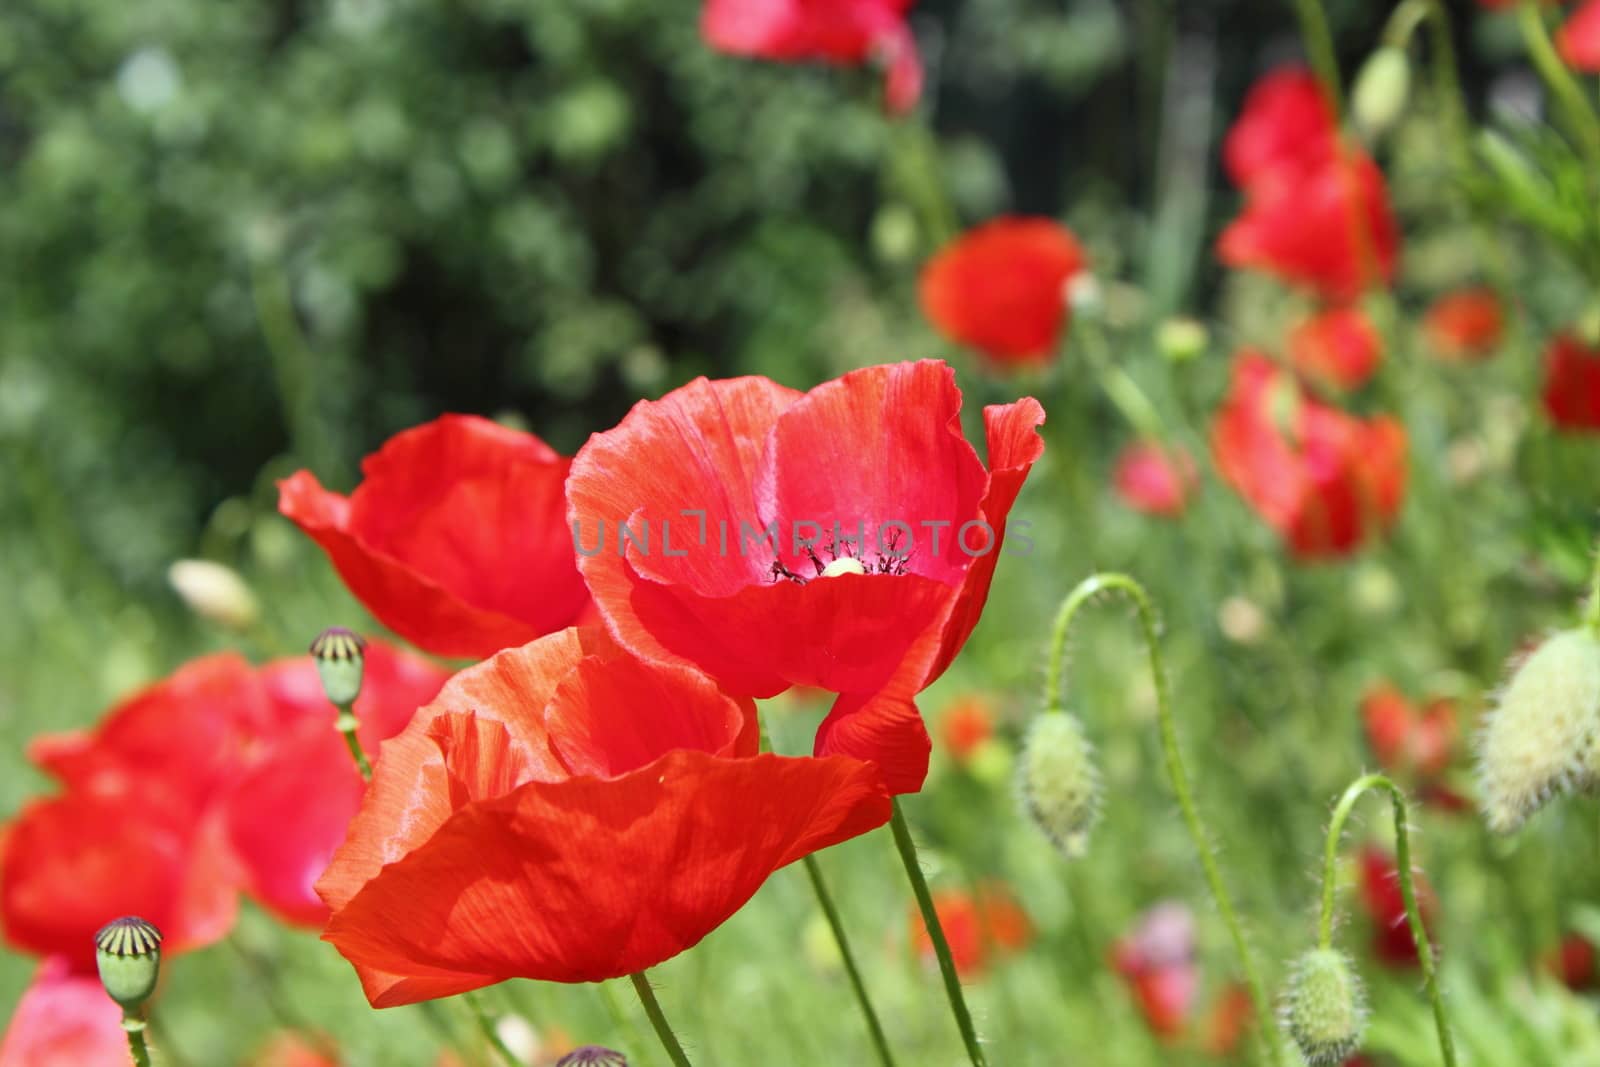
[310,627,367,707]
[168,559,259,632]
[1478,628,1600,833]
[1156,316,1208,363]
[95,916,162,1014]
[1283,948,1366,1066]
[1018,710,1100,859]
[1352,47,1411,139]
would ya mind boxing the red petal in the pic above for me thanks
[0,959,127,1067]
[323,750,890,1000]
[815,689,931,795]
[1422,287,1504,361]
[1113,441,1197,517]
[1289,306,1383,391]
[1542,332,1600,431]
[1559,0,1600,71]
[1222,67,1337,187]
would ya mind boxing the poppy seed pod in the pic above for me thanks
[1283,948,1366,1065]
[1018,710,1100,859]
[1478,628,1600,833]
[1352,47,1411,139]
[556,1047,628,1066]
[94,916,162,1013]
[310,627,367,707]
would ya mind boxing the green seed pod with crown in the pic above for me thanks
[1017,710,1101,859]
[310,627,367,708]
[1283,947,1366,1066]
[95,916,162,1014]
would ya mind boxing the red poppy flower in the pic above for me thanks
[1545,934,1598,991]
[222,641,450,928]
[1218,152,1400,301]
[1211,352,1407,559]
[908,882,1031,977]
[566,361,1045,794]
[1559,0,1600,70]
[1111,902,1199,1040]
[1201,983,1256,1057]
[1541,331,1600,431]
[1223,67,1337,188]
[937,695,995,763]
[1361,685,1458,780]
[0,959,128,1067]
[1422,288,1504,361]
[701,0,923,112]
[918,218,1087,364]
[1289,306,1383,391]
[0,788,238,970]
[279,415,589,660]
[1358,845,1436,968]
[317,628,890,1007]
[1113,441,1197,517]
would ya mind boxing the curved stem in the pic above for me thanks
[122,1016,153,1067]
[802,854,899,1067]
[888,801,988,1067]
[629,972,694,1067]
[1517,0,1600,174]
[1317,774,1457,1067]
[1046,573,1287,1067]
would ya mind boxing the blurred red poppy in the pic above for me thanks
[701,0,922,112]
[1545,934,1598,991]
[909,882,1032,977]
[0,958,128,1067]
[1289,306,1383,391]
[279,415,589,660]
[1201,983,1256,1057]
[1222,67,1336,188]
[1111,902,1199,1041]
[1559,0,1600,70]
[1113,441,1197,518]
[1361,685,1457,780]
[566,360,1045,793]
[1541,332,1600,431]
[1211,353,1407,558]
[222,641,449,928]
[1422,287,1503,361]
[1358,845,1436,968]
[918,218,1086,364]
[317,628,890,1007]
[248,1033,341,1067]
[938,695,995,764]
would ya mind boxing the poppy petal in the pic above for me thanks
[815,689,931,795]
[0,959,128,1067]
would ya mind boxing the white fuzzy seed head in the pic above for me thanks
[1017,710,1100,859]
[1283,948,1367,1066]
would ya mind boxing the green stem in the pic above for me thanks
[1046,573,1287,1067]
[1317,774,1457,1067]
[122,1016,153,1067]
[629,972,694,1067]
[888,800,988,1067]
[1288,0,1345,112]
[462,990,521,1067]
[1072,316,1170,446]
[600,979,649,1056]
[1517,0,1600,174]
[1584,539,1600,634]
[336,704,374,782]
[802,854,899,1067]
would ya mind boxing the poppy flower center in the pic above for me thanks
[766,531,912,585]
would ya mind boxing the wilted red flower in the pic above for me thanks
[222,642,449,927]
[0,958,128,1067]
[1289,306,1383,391]
[938,695,995,763]
[1541,332,1600,431]
[702,0,923,112]
[566,361,1045,794]
[1111,902,1199,1040]
[1112,441,1197,518]
[909,882,1032,977]
[279,415,589,660]
[918,218,1086,364]
[1559,0,1600,70]
[1211,353,1407,558]
[318,628,890,1007]
[1545,934,1598,991]
[1358,845,1435,968]
[1361,685,1457,780]
[1219,152,1400,301]
[1223,68,1337,188]
[1422,287,1504,361]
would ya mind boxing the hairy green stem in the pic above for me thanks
[1318,774,1457,1066]
[122,1016,153,1067]
[802,854,899,1067]
[1046,573,1287,1067]
[629,972,694,1067]
[336,703,374,782]
[889,801,988,1067]
[1585,540,1600,633]
[1517,0,1600,174]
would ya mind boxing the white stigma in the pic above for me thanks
[820,556,868,578]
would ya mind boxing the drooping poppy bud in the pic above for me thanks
[1017,711,1100,859]
[1352,47,1411,139]
[1283,948,1366,1066]
[309,628,367,708]
[94,916,162,1014]
[1477,628,1600,833]
[167,559,260,632]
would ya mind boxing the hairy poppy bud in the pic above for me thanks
[95,916,162,1014]
[310,627,367,707]
[167,559,260,632]
[1478,628,1600,833]
[1283,948,1366,1065]
[1018,710,1100,859]
[1352,47,1410,139]
[557,1047,628,1067]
